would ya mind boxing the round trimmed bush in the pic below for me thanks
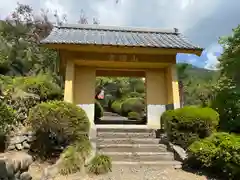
[111,100,122,114]
[128,111,141,120]
[27,101,90,159]
[95,100,104,120]
[187,132,240,179]
[162,106,219,149]
[88,154,112,175]
[121,98,145,116]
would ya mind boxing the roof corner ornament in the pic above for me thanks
[174,28,179,33]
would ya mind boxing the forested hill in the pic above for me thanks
[177,63,219,106]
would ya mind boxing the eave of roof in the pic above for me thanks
[40,24,204,56]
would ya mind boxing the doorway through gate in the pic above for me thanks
[94,69,147,125]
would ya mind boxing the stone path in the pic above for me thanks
[30,163,211,180]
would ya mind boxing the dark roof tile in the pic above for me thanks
[40,24,202,50]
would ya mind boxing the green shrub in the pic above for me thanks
[95,100,103,120]
[128,111,141,120]
[111,100,122,114]
[128,92,142,98]
[0,102,16,152]
[59,139,92,175]
[13,74,63,101]
[121,98,145,116]
[27,101,90,159]
[162,106,219,149]
[88,154,112,175]
[188,132,240,179]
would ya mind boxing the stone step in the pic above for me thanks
[97,127,155,133]
[97,132,155,139]
[101,152,174,162]
[111,161,182,168]
[97,144,167,152]
[97,138,160,145]
[97,120,144,124]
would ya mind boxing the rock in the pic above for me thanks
[1,152,33,173]
[27,136,36,143]
[170,143,188,162]
[20,172,32,180]
[16,144,23,151]
[8,145,16,151]
[22,142,30,149]
[6,161,15,177]
[15,171,21,179]
[0,159,8,178]
[10,136,28,145]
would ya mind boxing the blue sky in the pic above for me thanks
[0,0,239,69]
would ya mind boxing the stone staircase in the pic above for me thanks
[96,126,181,167]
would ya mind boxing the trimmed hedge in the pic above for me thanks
[162,106,219,149]
[121,98,145,116]
[111,100,122,114]
[128,111,141,120]
[27,101,90,159]
[188,132,240,179]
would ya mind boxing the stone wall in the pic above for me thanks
[7,131,35,151]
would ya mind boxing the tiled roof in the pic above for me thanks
[40,24,202,50]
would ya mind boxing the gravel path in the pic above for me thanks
[37,166,209,180]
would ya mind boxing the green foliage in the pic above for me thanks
[188,132,240,179]
[59,139,92,175]
[12,74,63,101]
[121,98,145,116]
[88,154,112,175]
[0,102,16,151]
[162,106,219,149]
[95,100,103,119]
[211,25,240,133]
[1,75,62,122]
[111,100,122,114]
[0,102,16,134]
[27,101,90,159]
[128,111,141,120]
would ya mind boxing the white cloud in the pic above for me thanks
[204,43,223,70]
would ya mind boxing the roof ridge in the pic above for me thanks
[55,24,179,34]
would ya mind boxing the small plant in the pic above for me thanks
[59,139,92,175]
[88,154,112,175]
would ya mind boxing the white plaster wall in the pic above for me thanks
[77,103,96,160]
[147,104,166,129]
[78,104,95,126]
[174,103,181,109]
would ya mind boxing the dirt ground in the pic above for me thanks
[29,162,215,180]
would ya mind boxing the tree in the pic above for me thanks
[211,25,240,133]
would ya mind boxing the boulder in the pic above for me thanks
[16,143,23,151]
[10,136,27,145]
[20,172,32,180]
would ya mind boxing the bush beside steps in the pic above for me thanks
[161,106,219,149]
[187,132,240,180]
